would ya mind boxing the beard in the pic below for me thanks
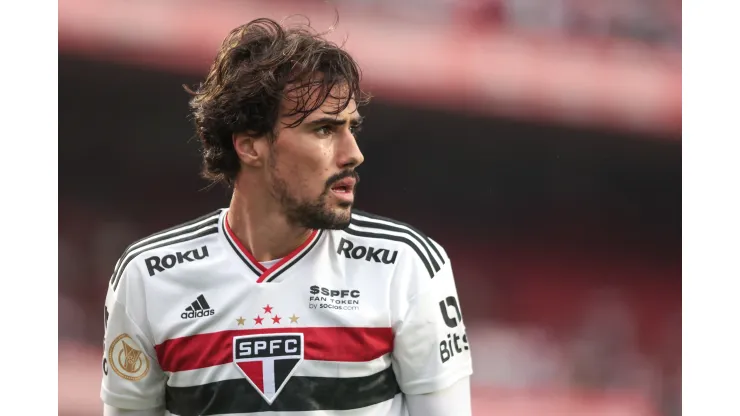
[269,165,359,230]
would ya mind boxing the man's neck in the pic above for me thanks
[227,187,312,263]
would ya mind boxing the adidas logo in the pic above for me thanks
[181,294,215,319]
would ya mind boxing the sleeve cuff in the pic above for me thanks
[101,385,163,410]
[400,364,473,395]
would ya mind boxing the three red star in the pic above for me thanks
[253,315,264,325]
[272,315,282,324]
[263,304,273,314]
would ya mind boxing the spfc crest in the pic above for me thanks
[232,333,304,404]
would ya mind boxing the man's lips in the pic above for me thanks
[330,177,357,193]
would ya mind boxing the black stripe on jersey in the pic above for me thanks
[264,229,325,283]
[350,216,441,272]
[352,210,445,266]
[220,218,262,276]
[114,210,220,269]
[110,211,221,284]
[165,367,400,416]
[112,226,218,291]
[344,226,435,278]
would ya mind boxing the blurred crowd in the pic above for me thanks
[332,0,681,49]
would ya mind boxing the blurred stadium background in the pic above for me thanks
[58,0,681,415]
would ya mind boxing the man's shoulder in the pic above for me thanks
[330,209,448,279]
[109,209,223,289]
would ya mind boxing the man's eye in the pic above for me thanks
[316,126,332,136]
[350,125,362,137]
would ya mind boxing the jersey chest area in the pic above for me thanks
[146,259,395,346]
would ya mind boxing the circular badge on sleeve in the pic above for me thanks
[108,333,150,381]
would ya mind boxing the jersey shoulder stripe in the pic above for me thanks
[354,210,445,265]
[350,210,445,268]
[110,211,221,291]
[346,214,442,278]
[112,209,221,274]
[344,226,434,278]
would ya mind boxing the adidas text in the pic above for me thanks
[145,246,209,276]
[337,238,397,264]
[181,309,215,319]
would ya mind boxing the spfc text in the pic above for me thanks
[235,334,303,359]
[309,285,360,310]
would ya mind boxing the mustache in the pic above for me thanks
[326,170,360,188]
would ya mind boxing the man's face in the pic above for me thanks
[265,88,364,230]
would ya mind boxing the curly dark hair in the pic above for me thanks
[185,17,370,187]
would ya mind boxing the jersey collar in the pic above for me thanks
[221,210,323,283]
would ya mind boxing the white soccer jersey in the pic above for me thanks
[101,208,472,416]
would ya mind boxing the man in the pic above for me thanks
[102,17,472,416]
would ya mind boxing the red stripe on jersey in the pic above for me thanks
[155,326,393,373]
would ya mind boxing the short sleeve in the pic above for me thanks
[390,244,473,395]
[101,264,166,410]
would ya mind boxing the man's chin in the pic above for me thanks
[323,204,353,229]
[334,200,353,211]
[289,203,353,230]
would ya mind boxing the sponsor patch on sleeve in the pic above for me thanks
[108,333,150,381]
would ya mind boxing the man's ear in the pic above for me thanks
[233,132,267,167]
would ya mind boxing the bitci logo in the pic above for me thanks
[232,333,304,404]
[438,295,470,364]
